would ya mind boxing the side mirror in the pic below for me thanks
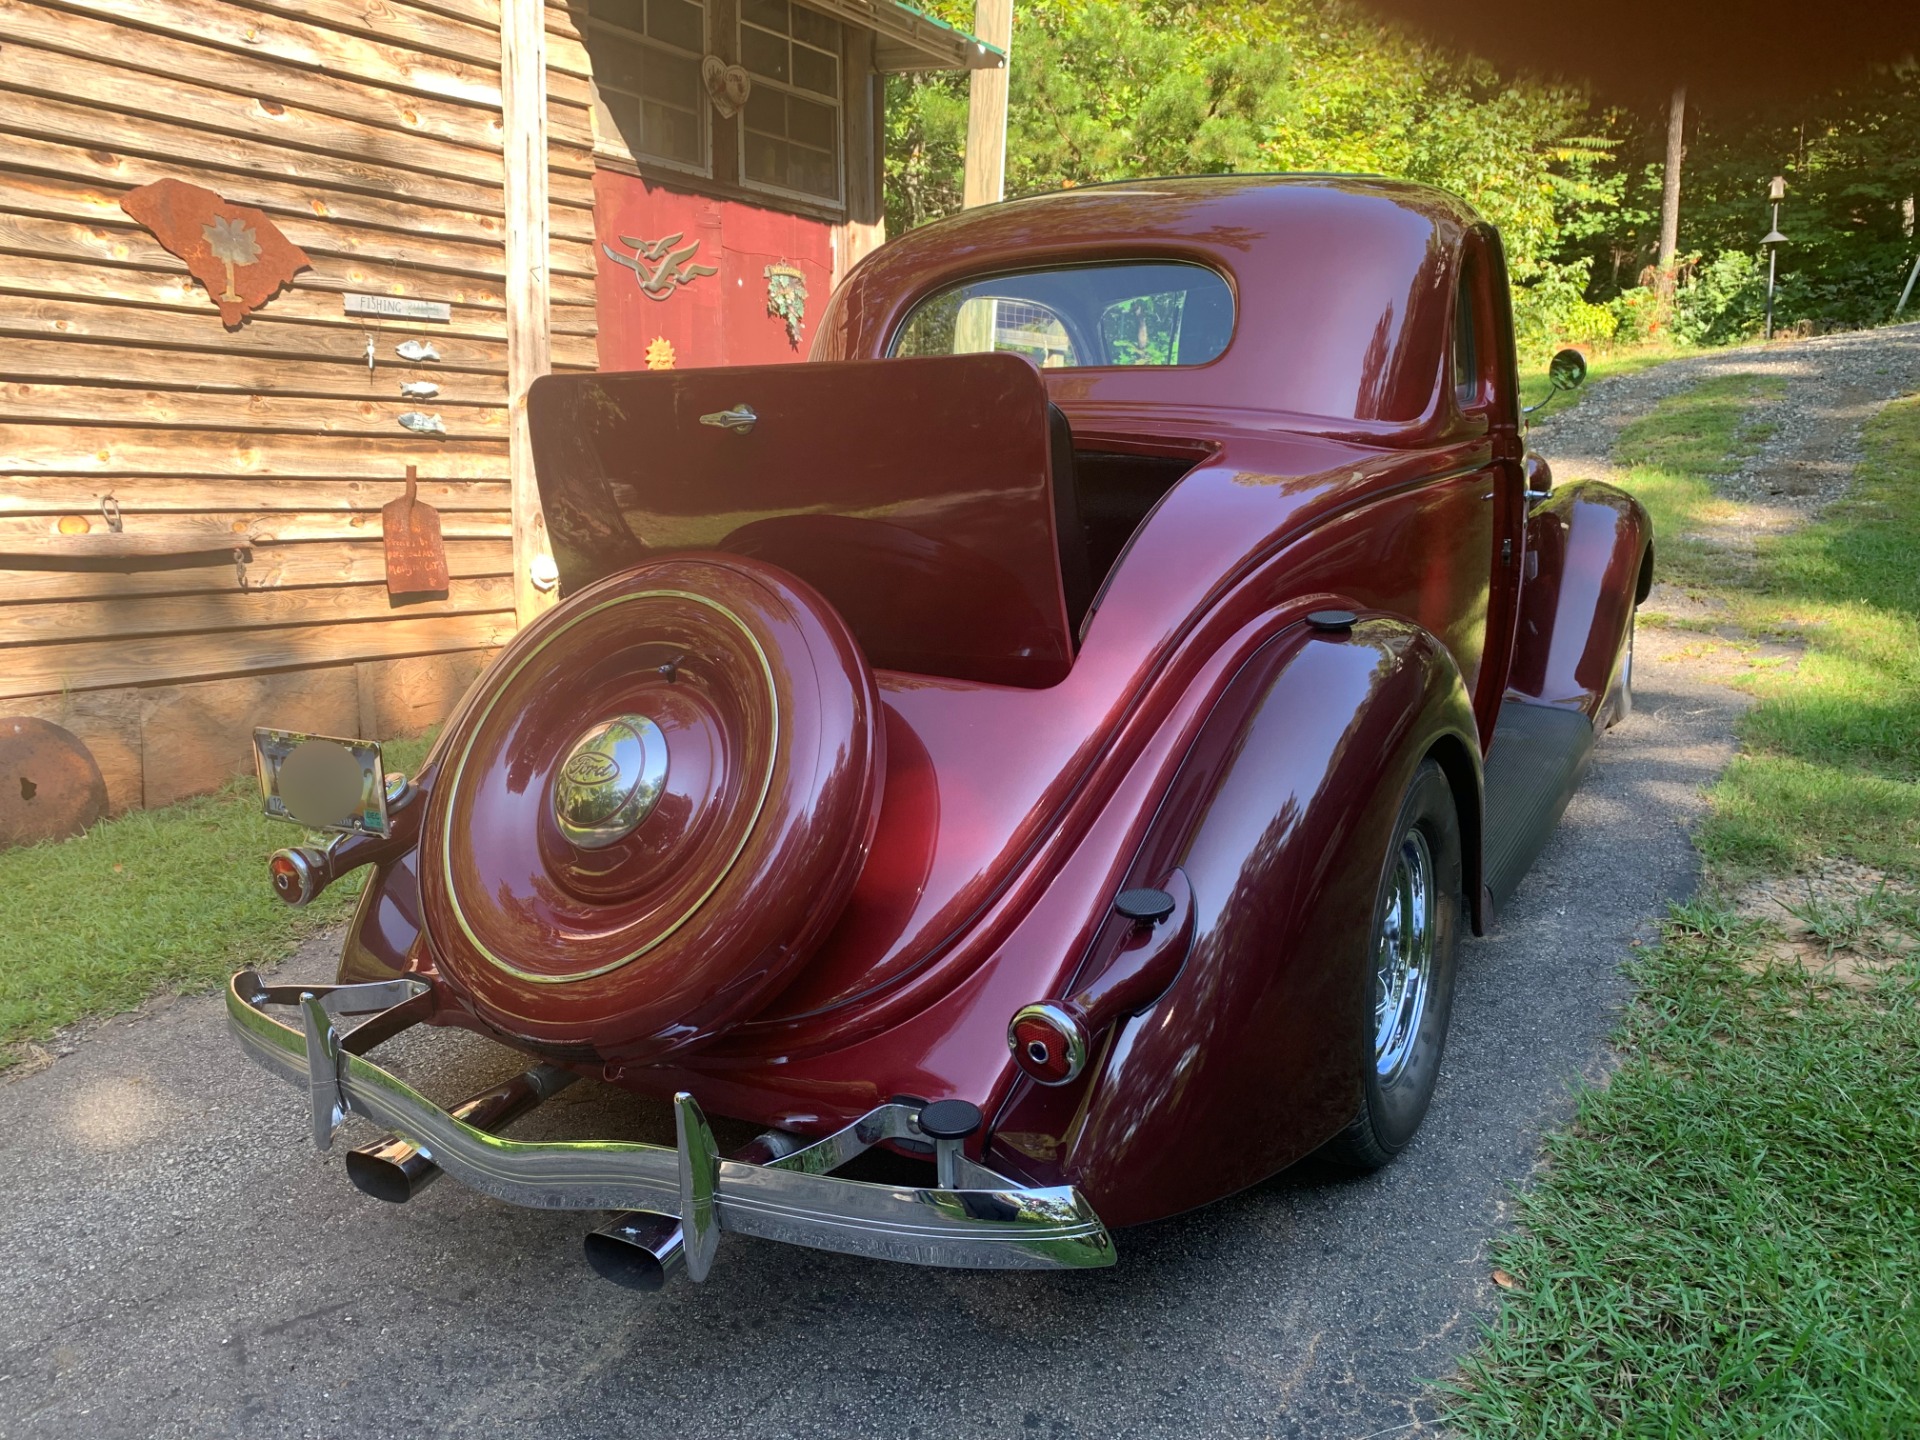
[1547,348,1588,393]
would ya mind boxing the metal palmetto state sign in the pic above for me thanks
[121,178,311,328]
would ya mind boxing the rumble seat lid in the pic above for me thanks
[528,354,1077,688]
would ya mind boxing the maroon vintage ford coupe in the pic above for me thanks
[234,174,1649,1288]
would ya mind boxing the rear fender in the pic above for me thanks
[1509,481,1652,721]
[338,853,423,986]
[992,616,1479,1228]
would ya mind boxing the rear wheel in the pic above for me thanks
[1323,759,1463,1171]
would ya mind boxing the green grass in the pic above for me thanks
[1519,342,1692,415]
[1445,374,1920,1434]
[1448,905,1920,1437]
[0,732,432,1066]
[1700,395,1920,878]
[1609,371,1787,588]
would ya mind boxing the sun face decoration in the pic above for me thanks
[644,336,677,370]
[203,214,263,304]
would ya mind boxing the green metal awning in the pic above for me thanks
[804,1,1006,73]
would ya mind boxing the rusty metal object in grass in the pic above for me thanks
[0,718,107,851]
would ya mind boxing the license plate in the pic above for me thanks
[253,728,391,837]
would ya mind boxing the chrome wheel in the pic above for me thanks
[1372,826,1435,1085]
[1327,760,1461,1170]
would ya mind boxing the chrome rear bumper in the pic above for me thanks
[226,971,1114,1276]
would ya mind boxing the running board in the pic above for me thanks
[1480,699,1597,916]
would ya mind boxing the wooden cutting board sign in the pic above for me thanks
[382,466,450,597]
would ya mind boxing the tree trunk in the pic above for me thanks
[1655,83,1686,302]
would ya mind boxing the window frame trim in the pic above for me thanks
[585,0,716,183]
[734,1,847,209]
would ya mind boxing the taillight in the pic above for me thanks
[1006,874,1195,1089]
[268,847,322,907]
[1008,1003,1089,1086]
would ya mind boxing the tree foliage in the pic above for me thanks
[886,2,1920,355]
[1250,6,1604,355]
[887,1,1603,358]
[1570,65,1920,337]
[887,1,1287,230]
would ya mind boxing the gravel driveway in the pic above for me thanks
[1545,322,1920,527]
[19,328,1913,1439]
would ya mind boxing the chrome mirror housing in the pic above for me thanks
[1548,347,1588,393]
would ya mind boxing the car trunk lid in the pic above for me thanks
[528,353,1080,688]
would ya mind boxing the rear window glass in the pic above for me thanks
[890,262,1233,369]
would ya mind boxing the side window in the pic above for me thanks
[1100,290,1186,365]
[896,295,1078,367]
[585,0,710,174]
[984,299,1076,366]
[1453,255,1484,410]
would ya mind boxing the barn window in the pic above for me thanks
[738,0,843,203]
[586,0,710,174]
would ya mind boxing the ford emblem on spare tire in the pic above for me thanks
[553,714,668,849]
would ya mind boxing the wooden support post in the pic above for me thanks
[501,0,554,627]
[963,0,1012,209]
[832,26,887,294]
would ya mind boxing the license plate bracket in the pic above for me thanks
[253,727,391,837]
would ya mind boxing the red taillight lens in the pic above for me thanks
[1008,1003,1088,1086]
[268,849,316,906]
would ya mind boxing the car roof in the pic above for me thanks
[939,171,1481,230]
[816,174,1490,430]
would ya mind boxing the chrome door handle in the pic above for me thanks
[699,404,757,434]
[1525,488,1552,504]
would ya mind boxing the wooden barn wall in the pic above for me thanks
[0,0,596,811]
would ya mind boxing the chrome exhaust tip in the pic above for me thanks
[584,1211,686,1291]
[345,1135,441,1204]
[344,1063,580,1205]
[579,1129,800,1291]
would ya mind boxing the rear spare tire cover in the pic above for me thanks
[418,553,884,1063]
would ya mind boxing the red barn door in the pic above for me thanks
[593,171,839,372]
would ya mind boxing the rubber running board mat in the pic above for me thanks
[1480,699,1597,916]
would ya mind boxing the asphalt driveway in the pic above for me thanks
[56,326,1920,1439]
[0,637,1745,1440]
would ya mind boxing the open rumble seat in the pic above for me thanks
[530,354,1094,688]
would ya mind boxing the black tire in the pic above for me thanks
[1322,758,1464,1171]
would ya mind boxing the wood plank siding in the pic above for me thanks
[0,0,593,810]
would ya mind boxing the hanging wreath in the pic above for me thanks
[765,263,808,348]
